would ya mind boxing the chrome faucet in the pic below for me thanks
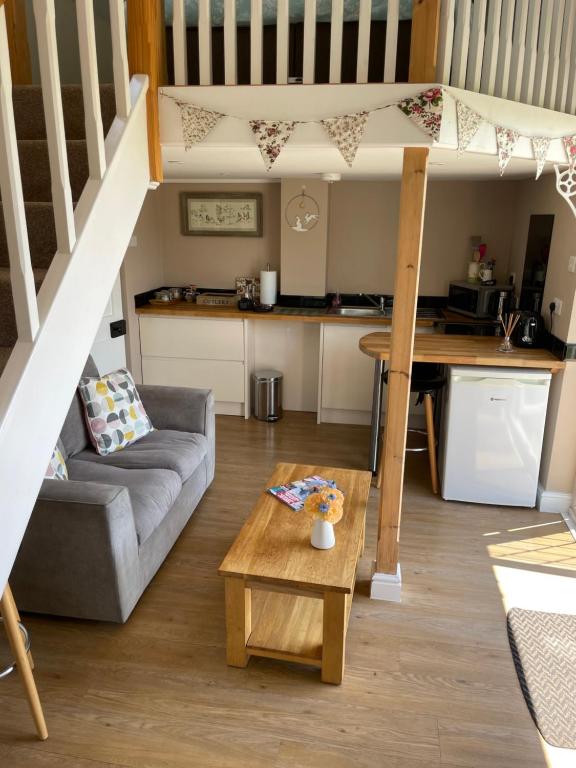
[361,293,386,312]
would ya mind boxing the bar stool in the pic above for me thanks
[377,363,446,494]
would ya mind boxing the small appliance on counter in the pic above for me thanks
[447,281,513,319]
[512,311,545,348]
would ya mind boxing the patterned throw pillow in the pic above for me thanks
[79,369,154,456]
[46,446,68,480]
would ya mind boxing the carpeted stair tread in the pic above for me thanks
[12,84,117,141]
[0,267,47,347]
[0,203,56,270]
[0,140,89,203]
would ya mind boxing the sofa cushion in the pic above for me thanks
[73,429,208,484]
[45,443,68,480]
[67,460,182,546]
[60,356,100,459]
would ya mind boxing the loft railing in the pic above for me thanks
[167,0,407,86]
[438,0,576,114]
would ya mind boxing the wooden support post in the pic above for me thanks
[4,0,32,85]
[372,148,429,592]
[409,0,441,82]
[127,0,165,183]
[0,584,48,740]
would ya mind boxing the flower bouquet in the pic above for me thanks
[304,486,345,550]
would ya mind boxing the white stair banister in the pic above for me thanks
[356,0,371,84]
[250,0,263,85]
[198,0,212,85]
[303,0,316,84]
[466,0,487,92]
[224,0,237,85]
[494,0,515,98]
[384,0,400,83]
[109,0,131,119]
[172,0,188,86]
[276,0,289,84]
[0,5,39,343]
[556,1,576,112]
[329,0,344,84]
[521,0,543,105]
[76,0,106,180]
[481,0,502,95]
[533,0,554,107]
[451,0,472,89]
[544,0,565,109]
[508,0,530,102]
[32,0,75,256]
[437,0,455,83]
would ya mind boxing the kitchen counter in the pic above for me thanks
[359,332,565,371]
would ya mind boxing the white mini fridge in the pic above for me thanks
[440,366,551,507]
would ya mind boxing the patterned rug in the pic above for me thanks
[507,608,576,749]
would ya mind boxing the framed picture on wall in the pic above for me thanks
[180,192,263,237]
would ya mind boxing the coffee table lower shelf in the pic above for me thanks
[224,579,353,684]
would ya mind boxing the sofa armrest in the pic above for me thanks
[11,479,140,622]
[138,385,215,438]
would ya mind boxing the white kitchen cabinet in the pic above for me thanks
[140,316,247,416]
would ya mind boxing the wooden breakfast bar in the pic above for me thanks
[359,332,565,474]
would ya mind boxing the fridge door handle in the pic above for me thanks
[451,376,550,387]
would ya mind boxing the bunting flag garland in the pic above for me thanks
[563,135,576,169]
[555,165,576,219]
[496,127,520,176]
[397,87,444,142]
[456,101,483,153]
[176,102,223,150]
[321,112,369,167]
[249,120,296,170]
[532,137,551,180]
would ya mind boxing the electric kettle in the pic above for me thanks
[513,311,545,348]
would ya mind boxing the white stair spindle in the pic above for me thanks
[508,0,530,102]
[555,1,576,111]
[0,7,40,343]
[250,0,263,85]
[329,0,344,83]
[466,0,487,91]
[493,0,514,97]
[436,0,455,83]
[533,0,555,106]
[198,0,212,85]
[451,0,472,88]
[76,0,106,180]
[173,0,188,86]
[384,0,399,82]
[481,0,502,95]
[567,22,576,114]
[276,0,289,84]
[356,0,371,84]
[224,0,237,85]
[521,0,543,104]
[109,0,131,119]
[545,0,566,109]
[303,0,316,84]
[32,0,75,255]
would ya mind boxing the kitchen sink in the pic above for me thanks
[329,307,391,317]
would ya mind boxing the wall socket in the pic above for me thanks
[552,298,563,315]
[569,256,576,273]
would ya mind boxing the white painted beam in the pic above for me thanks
[172,0,188,86]
[76,0,106,180]
[32,0,75,255]
[0,6,39,343]
[109,0,131,118]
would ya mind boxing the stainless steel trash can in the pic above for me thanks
[252,369,283,422]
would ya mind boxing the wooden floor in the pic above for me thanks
[1,412,576,767]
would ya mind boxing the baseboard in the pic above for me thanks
[536,484,573,514]
[370,564,402,602]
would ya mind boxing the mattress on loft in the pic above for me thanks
[164,0,413,27]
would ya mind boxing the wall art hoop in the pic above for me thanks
[284,188,320,233]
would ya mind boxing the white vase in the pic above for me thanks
[311,518,335,550]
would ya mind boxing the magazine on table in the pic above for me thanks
[268,475,339,511]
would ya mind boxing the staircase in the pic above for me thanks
[0,85,116,375]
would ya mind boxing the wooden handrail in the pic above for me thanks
[4,0,32,85]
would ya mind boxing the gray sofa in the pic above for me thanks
[11,358,215,623]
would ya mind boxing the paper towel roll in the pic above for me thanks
[260,270,277,306]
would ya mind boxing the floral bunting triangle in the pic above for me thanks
[397,88,444,142]
[532,137,551,180]
[563,135,576,169]
[456,100,483,153]
[321,112,369,166]
[496,127,520,176]
[249,120,296,170]
[176,102,223,150]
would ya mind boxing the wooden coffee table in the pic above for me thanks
[218,462,371,684]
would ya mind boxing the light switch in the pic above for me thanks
[553,298,563,316]
[569,256,576,273]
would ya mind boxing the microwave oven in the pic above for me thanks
[447,281,513,318]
